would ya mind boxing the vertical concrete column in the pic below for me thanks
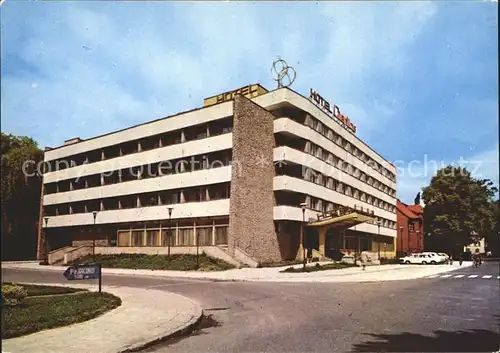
[100,201,104,211]
[319,228,326,256]
[138,141,142,152]
[180,131,186,143]
[228,95,281,263]
[101,150,105,161]
[100,174,105,186]
[136,196,141,208]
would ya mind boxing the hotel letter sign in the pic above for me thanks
[309,89,357,134]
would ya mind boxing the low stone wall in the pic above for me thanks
[63,246,93,264]
[48,246,72,264]
[234,247,259,268]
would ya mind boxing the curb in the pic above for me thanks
[117,306,204,353]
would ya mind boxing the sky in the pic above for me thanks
[1,1,498,204]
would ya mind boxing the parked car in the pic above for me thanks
[438,253,451,263]
[399,253,424,264]
[420,252,446,264]
[400,252,445,265]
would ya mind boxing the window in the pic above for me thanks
[131,230,143,246]
[215,226,228,245]
[146,230,159,246]
[117,231,131,246]
[409,223,415,232]
[196,227,213,246]
[162,229,175,246]
[178,228,194,245]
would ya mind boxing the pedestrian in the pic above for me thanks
[360,251,368,270]
[459,253,463,266]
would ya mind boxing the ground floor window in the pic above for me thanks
[197,227,213,246]
[215,226,228,245]
[117,230,131,246]
[178,228,194,246]
[131,230,143,246]
[146,230,160,246]
[162,229,174,246]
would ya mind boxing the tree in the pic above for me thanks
[1,133,43,260]
[422,166,498,255]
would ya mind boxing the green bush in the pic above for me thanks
[2,283,28,306]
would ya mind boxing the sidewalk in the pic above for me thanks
[2,261,473,283]
[2,284,203,353]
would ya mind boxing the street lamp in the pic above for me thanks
[92,211,98,261]
[44,217,49,263]
[399,226,404,255]
[300,202,307,270]
[377,219,382,262]
[167,207,173,258]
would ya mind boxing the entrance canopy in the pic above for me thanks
[306,212,376,230]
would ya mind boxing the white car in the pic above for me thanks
[419,252,446,264]
[399,253,424,264]
[400,252,444,265]
[438,253,451,263]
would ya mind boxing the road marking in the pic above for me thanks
[454,275,464,278]
[441,274,452,278]
[427,275,439,278]
[468,275,478,278]
[482,275,492,279]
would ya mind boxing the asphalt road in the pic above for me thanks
[3,262,499,353]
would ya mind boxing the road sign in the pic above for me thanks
[63,264,100,280]
[63,264,102,292]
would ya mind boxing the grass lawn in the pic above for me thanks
[280,262,358,273]
[2,282,87,297]
[70,253,235,271]
[2,289,121,339]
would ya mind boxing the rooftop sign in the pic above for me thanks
[309,89,357,134]
[204,84,268,107]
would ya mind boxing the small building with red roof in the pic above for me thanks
[396,199,424,254]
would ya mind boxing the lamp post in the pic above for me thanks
[92,211,98,261]
[399,226,404,255]
[377,219,382,262]
[167,207,173,258]
[44,217,49,264]
[300,202,307,270]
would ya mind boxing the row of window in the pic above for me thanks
[272,106,396,182]
[304,167,396,213]
[45,149,232,194]
[307,196,396,230]
[45,117,233,172]
[44,183,231,216]
[116,225,229,247]
[275,162,396,214]
[305,140,396,198]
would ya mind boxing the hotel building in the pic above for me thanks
[38,84,397,266]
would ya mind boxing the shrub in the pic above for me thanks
[2,284,28,306]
